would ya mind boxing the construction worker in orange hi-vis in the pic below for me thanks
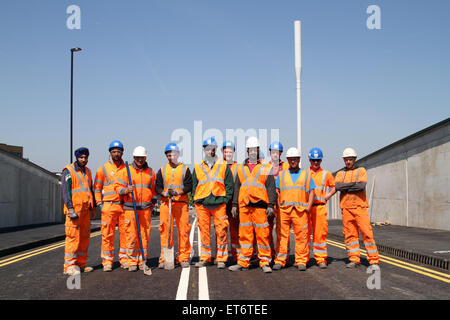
[192,137,234,269]
[61,147,96,276]
[268,141,290,260]
[307,147,336,269]
[155,143,193,269]
[335,148,380,269]
[114,146,156,272]
[222,140,240,264]
[94,140,128,272]
[273,147,315,271]
[229,137,277,273]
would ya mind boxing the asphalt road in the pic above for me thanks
[0,215,449,301]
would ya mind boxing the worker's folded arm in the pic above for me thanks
[155,169,164,195]
[232,175,241,208]
[265,173,277,209]
[347,182,367,192]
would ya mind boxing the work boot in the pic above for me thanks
[318,262,327,269]
[217,262,226,269]
[228,264,246,272]
[261,265,272,273]
[81,267,93,273]
[195,260,209,268]
[297,264,307,271]
[346,261,358,268]
[128,265,138,272]
[64,266,80,276]
[180,261,190,268]
[272,263,282,271]
[120,262,129,269]
[139,264,145,271]
[103,264,113,272]
[158,262,165,269]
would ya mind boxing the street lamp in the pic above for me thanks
[70,47,82,163]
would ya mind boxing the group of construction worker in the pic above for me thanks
[61,137,380,276]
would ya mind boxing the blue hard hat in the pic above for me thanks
[109,140,124,151]
[308,147,323,160]
[269,141,283,152]
[203,137,217,147]
[165,142,180,153]
[222,140,235,150]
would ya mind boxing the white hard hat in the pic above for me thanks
[133,146,148,157]
[342,147,357,158]
[286,147,301,158]
[246,136,260,148]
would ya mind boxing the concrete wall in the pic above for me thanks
[327,118,450,231]
[0,149,63,228]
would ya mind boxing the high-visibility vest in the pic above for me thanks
[115,165,156,210]
[229,162,238,179]
[236,162,272,207]
[94,161,125,203]
[278,169,312,212]
[308,168,329,204]
[63,163,93,214]
[161,163,189,202]
[194,160,227,201]
[335,167,368,208]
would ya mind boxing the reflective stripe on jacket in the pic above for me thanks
[62,163,93,214]
[193,160,227,201]
[161,163,189,202]
[278,169,312,212]
[335,167,368,208]
[94,161,125,203]
[237,162,272,207]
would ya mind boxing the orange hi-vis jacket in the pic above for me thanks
[115,163,156,211]
[193,160,227,201]
[94,160,125,204]
[160,163,189,203]
[63,163,93,214]
[307,168,334,205]
[236,162,272,208]
[335,167,369,208]
[278,169,312,212]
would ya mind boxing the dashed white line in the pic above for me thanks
[176,215,197,300]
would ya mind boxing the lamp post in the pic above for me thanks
[70,47,82,163]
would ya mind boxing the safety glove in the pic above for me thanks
[68,208,79,219]
[168,189,178,197]
[266,207,274,218]
[231,206,238,219]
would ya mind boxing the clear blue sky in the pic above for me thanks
[1,0,449,174]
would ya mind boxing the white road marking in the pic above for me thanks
[198,222,209,300]
[176,216,197,300]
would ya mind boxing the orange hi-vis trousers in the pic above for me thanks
[159,201,191,264]
[124,208,151,266]
[342,207,379,265]
[195,203,229,263]
[238,207,272,268]
[100,202,127,266]
[64,209,91,272]
[308,204,328,264]
[275,207,309,267]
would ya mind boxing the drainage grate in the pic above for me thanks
[375,243,449,271]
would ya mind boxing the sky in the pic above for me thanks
[1,0,449,174]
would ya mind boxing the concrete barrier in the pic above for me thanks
[328,118,450,231]
[0,149,63,229]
